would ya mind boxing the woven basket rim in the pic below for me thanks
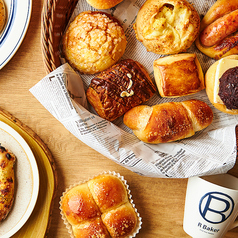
[41,0,78,73]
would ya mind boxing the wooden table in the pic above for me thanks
[0,0,237,237]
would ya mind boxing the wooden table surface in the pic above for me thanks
[0,0,238,237]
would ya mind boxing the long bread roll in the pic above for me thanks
[195,0,238,59]
[123,99,213,144]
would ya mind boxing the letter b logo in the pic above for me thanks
[199,192,234,224]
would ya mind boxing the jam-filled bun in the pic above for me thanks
[62,11,127,74]
[205,55,238,114]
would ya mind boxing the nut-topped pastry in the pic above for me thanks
[0,146,16,222]
[60,172,141,238]
[86,59,156,121]
[62,11,127,74]
[133,0,200,55]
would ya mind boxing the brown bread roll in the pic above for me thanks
[133,0,200,55]
[205,55,238,114]
[0,0,6,33]
[86,59,157,121]
[62,11,127,74]
[195,0,238,59]
[123,99,213,144]
[60,173,140,238]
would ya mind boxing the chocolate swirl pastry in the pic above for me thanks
[218,67,238,109]
[86,59,156,121]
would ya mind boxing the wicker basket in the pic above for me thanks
[41,0,78,73]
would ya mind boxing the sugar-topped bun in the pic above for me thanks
[0,0,6,33]
[62,11,127,74]
[133,0,200,55]
[60,173,141,238]
[86,0,124,9]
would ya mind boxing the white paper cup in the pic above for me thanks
[183,174,238,238]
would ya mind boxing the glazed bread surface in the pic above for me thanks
[62,11,127,74]
[86,0,124,9]
[123,99,213,144]
[86,59,156,121]
[133,0,200,55]
[0,146,16,222]
[153,53,204,97]
[60,174,139,238]
[195,0,238,59]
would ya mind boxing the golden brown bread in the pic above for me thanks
[205,55,238,114]
[72,217,111,238]
[133,0,200,55]
[86,0,124,9]
[153,53,204,97]
[88,174,128,213]
[62,11,127,74]
[102,202,138,238]
[195,0,238,59]
[60,174,139,238]
[0,0,5,33]
[123,99,213,144]
[0,146,16,222]
[86,59,157,121]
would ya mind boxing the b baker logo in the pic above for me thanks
[199,192,234,224]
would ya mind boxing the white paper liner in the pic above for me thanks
[60,171,142,238]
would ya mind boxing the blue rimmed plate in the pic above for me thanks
[0,0,32,69]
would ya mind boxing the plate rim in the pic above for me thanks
[0,0,32,69]
[0,120,39,238]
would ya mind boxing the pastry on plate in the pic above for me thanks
[205,55,238,114]
[0,145,16,222]
[62,11,127,74]
[0,0,6,33]
[153,53,204,97]
[133,0,200,55]
[86,59,157,121]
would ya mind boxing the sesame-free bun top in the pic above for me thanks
[205,55,238,114]
[86,0,124,9]
[62,11,127,74]
[133,0,200,55]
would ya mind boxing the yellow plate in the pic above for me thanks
[0,108,55,238]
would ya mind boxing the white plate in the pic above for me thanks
[0,0,32,69]
[0,121,39,238]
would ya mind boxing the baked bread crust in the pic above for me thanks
[123,99,213,144]
[133,0,200,55]
[62,11,127,74]
[86,0,124,9]
[205,55,238,114]
[60,174,139,238]
[0,146,16,222]
[195,0,238,59]
[153,53,204,97]
[0,0,6,33]
[86,59,156,121]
